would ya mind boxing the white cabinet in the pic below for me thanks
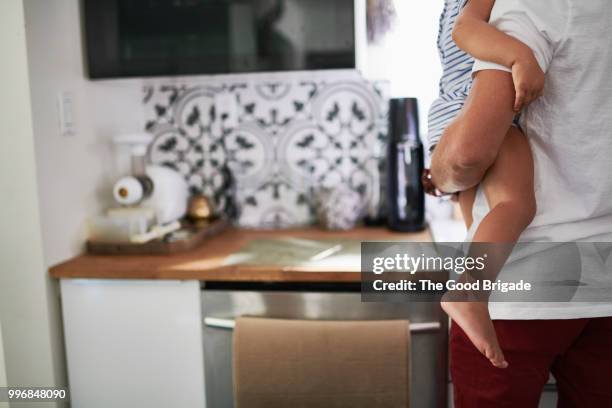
[60,279,206,408]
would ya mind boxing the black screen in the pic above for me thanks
[83,0,356,78]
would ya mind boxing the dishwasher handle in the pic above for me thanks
[204,317,441,333]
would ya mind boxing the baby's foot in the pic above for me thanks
[442,299,508,368]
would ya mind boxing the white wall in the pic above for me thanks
[0,0,145,400]
[363,0,443,136]
[0,0,64,404]
[24,0,144,268]
[22,1,145,398]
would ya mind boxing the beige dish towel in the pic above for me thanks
[233,317,411,408]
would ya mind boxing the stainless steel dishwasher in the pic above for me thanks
[202,282,448,408]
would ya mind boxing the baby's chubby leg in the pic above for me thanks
[444,126,535,368]
[475,126,536,243]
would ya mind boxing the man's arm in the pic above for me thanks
[430,70,516,193]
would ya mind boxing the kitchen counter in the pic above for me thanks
[49,226,432,282]
[54,226,447,408]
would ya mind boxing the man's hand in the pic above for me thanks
[430,70,517,193]
[512,51,545,111]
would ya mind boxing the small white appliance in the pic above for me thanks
[112,133,189,225]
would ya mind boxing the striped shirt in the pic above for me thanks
[427,0,473,151]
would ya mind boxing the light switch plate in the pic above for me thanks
[57,91,75,136]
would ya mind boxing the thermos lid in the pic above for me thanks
[389,98,420,143]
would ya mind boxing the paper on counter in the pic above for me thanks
[222,238,362,271]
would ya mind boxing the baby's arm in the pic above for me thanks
[453,0,544,111]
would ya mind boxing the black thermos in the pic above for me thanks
[386,98,426,232]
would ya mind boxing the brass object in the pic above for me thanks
[188,195,214,222]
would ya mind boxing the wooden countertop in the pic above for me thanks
[49,227,432,282]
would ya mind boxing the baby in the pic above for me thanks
[426,0,543,368]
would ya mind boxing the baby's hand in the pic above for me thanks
[511,53,545,112]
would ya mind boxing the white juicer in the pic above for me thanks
[112,133,189,226]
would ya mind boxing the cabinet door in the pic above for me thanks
[61,279,205,408]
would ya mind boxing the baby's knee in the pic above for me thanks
[506,196,536,228]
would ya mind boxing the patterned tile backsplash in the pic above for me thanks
[144,72,389,228]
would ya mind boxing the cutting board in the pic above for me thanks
[86,218,228,255]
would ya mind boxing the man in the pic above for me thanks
[430,0,612,406]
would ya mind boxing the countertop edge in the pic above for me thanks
[49,227,434,282]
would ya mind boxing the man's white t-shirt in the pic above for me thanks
[471,0,612,319]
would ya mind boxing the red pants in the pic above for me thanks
[450,317,612,407]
